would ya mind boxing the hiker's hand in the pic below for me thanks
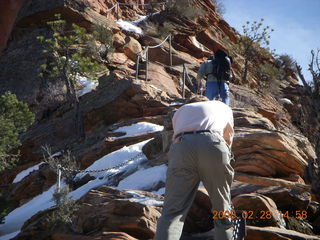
[197,85,201,94]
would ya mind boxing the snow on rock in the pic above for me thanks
[132,14,148,24]
[191,36,203,50]
[0,139,168,239]
[279,98,293,105]
[117,164,167,191]
[76,76,98,97]
[0,184,57,236]
[153,187,165,195]
[126,191,163,207]
[116,19,143,34]
[12,162,45,184]
[69,178,109,200]
[0,231,20,240]
[0,141,148,237]
[75,139,151,179]
[112,122,164,139]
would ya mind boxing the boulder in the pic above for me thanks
[6,164,56,209]
[232,193,283,228]
[121,36,143,61]
[142,130,173,166]
[14,186,162,240]
[233,128,316,179]
[234,173,311,193]
[256,187,311,212]
[183,187,214,234]
[233,108,276,131]
[231,182,311,216]
[231,181,264,198]
[113,33,126,49]
[71,187,161,239]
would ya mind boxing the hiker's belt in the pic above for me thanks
[175,130,212,140]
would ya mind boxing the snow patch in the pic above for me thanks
[112,122,164,139]
[75,139,150,179]
[117,164,167,191]
[191,36,202,49]
[12,162,45,184]
[132,14,148,24]
[69,178,109,200]
[116,19,143,34]
[77,76,98,97]
[0,185,57,236]
[0,140,154,238]
[279,98,293,105]
[0,231,20,240]
[153,187,165,195]
[126,191,163,206]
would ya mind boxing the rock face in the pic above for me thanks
[14,186,162,240]
[232,108,316,180]
[0,0,26,53]
[232,193,283,228]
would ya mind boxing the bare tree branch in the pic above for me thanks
[296,63,312,95]
[316,49,320,73]
[309,50,320,96]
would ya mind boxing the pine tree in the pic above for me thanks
[37,14,111,138]
[0,92,34,172]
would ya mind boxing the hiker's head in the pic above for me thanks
[186,95,209,103]
[215,49,228,58]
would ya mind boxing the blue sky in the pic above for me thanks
[222,0,320,81]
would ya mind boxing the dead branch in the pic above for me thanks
[309,50,320,96]
[296,63,312,95]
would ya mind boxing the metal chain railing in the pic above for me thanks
[55,152,145,191]
[136,34,172,81]
[106,1,168,20]
[105,3,120,20]
[182,63,196,98]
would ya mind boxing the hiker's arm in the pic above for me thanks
[231,68,235,82]
[196,77,202,93]
[223,122,234,147]
[196,63,206,93]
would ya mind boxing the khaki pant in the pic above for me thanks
[155,132,234,240]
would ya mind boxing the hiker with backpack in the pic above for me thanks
[155,98,235,240]
[196,49,233,105]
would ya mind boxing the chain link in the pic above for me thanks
[59,152,145,174]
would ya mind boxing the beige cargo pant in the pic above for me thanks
[155,132,234,240]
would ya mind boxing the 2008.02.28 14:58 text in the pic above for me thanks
[212,210,308,220]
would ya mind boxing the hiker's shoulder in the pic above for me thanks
[202,59,214,66]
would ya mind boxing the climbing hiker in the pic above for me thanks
[155,99,235,240]
[196,49,233,105]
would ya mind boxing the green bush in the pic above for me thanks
[235,19,274,82]
[166,0,204,20]
[276,54,297,75]
[46,187,79,230]
[256,62,284,96]
[0,92,35,172]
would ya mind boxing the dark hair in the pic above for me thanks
[215,49,233,64]
[186,95,209,103]
[215,49,228,58]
